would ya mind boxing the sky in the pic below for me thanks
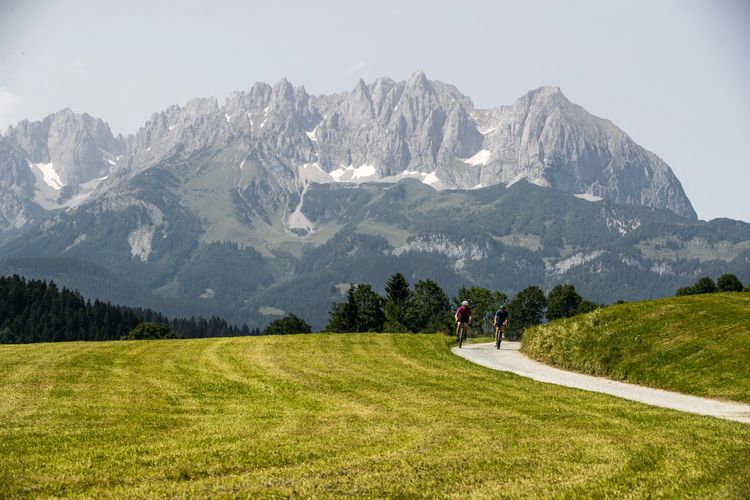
[1,0,748,222]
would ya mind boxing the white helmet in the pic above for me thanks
[461,300,469,306]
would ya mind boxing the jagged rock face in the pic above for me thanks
[0,138,42,241]
[7,109,124,186]
[2,109,125,219]
[106,71,695,218]
[476,86,696,218]
[0,72,697,244]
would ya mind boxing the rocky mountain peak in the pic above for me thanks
[184,97,219,117]
[0,73,698,232]
[515,85,570,113]
[6,108,122,186]
[407,69,430,89]
[271,78,295,104]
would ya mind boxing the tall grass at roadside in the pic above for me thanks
[522,293,750,402]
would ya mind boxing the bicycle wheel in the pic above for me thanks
[458,324,465,348]
[496,330,501,349]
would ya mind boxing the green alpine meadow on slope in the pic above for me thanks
[1,334,749,497]
[522,292,750,403]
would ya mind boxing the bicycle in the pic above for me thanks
[457,321,469,348]
[495,322,508,349]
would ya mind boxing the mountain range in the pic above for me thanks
[1,71,747,329]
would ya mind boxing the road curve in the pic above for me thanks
[452,341,750,425]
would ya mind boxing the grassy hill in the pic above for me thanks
[522,293,750,403]
[1,334,749,497]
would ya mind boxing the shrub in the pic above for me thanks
[325,284,385,332]
[692,277,718,294]
[263,313,312,335]
[123,322,179,340]
[546,284,582,320]
[403,279,452,334]
[508,285,547,336]
[717,273,743,292]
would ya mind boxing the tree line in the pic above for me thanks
[0,275,260,344]
[676,273,749,296]
[320,273,599,337]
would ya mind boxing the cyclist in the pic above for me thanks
[493,306,509,344]
[455,300,472,342]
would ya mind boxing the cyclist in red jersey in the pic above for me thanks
[455,300,472,341]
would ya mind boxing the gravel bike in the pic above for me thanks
[457,321,469,348]
[495,322,507,349]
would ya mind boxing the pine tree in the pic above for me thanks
[384,273,411,332]
[717,273,743,292]
[403,279,452,333]
[546,284,583,320]
[508,285,547,335]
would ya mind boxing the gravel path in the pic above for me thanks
[452,341,750,425]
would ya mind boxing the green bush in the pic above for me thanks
[717,273,743,292]
[546,284,582,320]
[507,285,547,336]
[692,277,717,294]
[263,313,312,335]
[123,322,179,340]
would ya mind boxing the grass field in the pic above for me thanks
[1,334,749,497]
[522,293,750,403]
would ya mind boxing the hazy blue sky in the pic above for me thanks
[1,0,748,221]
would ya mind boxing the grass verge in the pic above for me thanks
[522,293,750,402]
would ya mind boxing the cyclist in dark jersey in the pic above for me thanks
[494,306,509,344]
[455,300,472,341]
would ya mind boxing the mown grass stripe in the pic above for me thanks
[0,334,748,497]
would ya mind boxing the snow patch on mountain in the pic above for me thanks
[330,164,378,182]
[298,162,332,184]
[422,171,441,187]
[575,193,603,202]
[30,161,64,210]
[459,149,491,166]
[32,162,64,190]
[380,170,441,188]
[306,124,320,142]
[546,250,604,276]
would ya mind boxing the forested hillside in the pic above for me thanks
[0,275,258,343]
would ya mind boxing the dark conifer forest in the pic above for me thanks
[0,275,259,344]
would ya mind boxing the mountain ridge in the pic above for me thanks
[3,73,740,329]
[0,72,696,244]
